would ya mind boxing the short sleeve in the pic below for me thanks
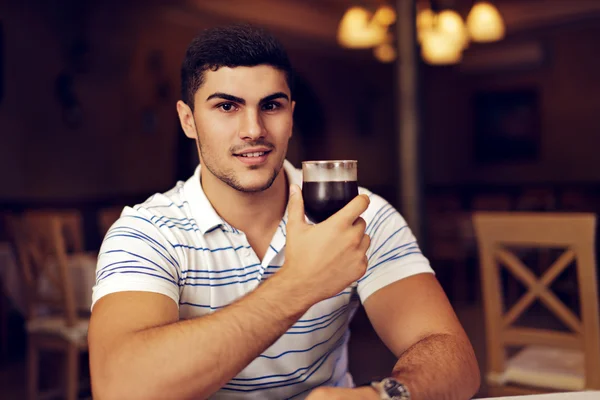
[91,206,182,309]
[357,193,434,303]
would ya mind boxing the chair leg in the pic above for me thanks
[27,337,39,400]
[66,344,79,400]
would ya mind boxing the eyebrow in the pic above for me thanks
[205,92,289,105]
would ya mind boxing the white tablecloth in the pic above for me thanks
[0,242,96,314]
[478,391,600,399]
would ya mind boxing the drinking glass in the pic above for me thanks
[301,160,359,223]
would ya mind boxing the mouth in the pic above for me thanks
[233,148,273,166]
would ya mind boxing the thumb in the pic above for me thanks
[287,184,306,227]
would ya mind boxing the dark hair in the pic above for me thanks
[181,24,294,109]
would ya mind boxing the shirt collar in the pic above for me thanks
[183,160,301,235]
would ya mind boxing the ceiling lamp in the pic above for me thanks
[374,43,397,63]
[421,28,463,65]
[437,10,469,50]
[466,1,505,42]
[416,6,435,43]
[373,5,397,26]
[337,6,388,49]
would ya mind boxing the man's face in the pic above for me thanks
[177,65,295,193]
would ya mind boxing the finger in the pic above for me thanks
[359,233,371,254]
[352,216,366,232]
[286,184,306,228]
[331,194,370,225]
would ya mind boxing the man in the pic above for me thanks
[89,25,479,400]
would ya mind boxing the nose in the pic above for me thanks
[239,109,266,141]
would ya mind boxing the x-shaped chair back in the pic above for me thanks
[473,212,600,389]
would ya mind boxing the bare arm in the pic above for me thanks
[90,271,310,400]
[89,186,371,400]
[365,274,480,400]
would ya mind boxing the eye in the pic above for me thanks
[261,102,281,112]
[217,102,238,113]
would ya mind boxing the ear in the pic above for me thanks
[176,100,198,139]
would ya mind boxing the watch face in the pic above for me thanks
[382,378,409,399]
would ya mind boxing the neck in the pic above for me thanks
[200,166,289,235]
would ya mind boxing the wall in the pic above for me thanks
[0,1,399,204]
[423,19,600,186]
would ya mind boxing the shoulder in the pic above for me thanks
[114,182,198,237]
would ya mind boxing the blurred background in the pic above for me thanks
[2,0,600,398]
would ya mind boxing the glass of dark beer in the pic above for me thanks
[302,160,359,223]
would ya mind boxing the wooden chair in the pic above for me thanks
[8,213,89,400]
[473,212,600,397]
[23,210,85,253]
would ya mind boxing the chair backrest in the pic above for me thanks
[473,212,600,389]
[23,210,84,253]
[7,214,77,327]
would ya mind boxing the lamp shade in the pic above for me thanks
[437,10,469,49]
[337,6,388,48]
[421,29,463,65]
[374,43,397,63]
[466,1,505,42]
[373,5,397,26]
[416,7,435,43]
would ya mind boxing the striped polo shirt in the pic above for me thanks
[92,160,433,399]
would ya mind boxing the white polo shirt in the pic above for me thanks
[92,160,433,399]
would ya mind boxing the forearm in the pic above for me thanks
[390,333,480,400]
[99,273,311,400]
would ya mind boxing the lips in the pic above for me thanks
[233,147,273,166]
[233,147,273,157]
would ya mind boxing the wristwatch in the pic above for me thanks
[370,377,411,400]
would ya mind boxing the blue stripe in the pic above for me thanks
[367,207,396,237]
[96,265,159,281]
[141,201,188,210]
[205,225,222,234]
[278,222,287,238]
[153,215,199,230]
[365,203,392,232]
[181,268,260,282]
[179,301,227,310]
[97,270,177,285]
[104,228,181,271]
[358,251,423,283]
[182,276,260,287]
[185,263,261,275]
[285,308,346,335]
[367,227,408,261]
[290,306,348,330]
[95,259,139,278]
[125,213,201,232]
[297,303,347,323]
[171,244,251,253]
[258,322,347,360]
[288,335,348,398]
[377,243,419,261]
[269,244,278,254]
[99,249,180,282]
[225,332,348,389]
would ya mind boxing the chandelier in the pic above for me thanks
[337,1,505,65]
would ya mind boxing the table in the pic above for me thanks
[478,391,600,399]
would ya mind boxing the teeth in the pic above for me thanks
[240,152,265,157]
